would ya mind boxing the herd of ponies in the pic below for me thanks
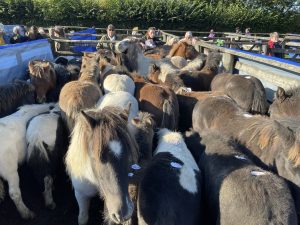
[0,37,300,225]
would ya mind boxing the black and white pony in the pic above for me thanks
[137,128,202,225]
[25,104,68,210]
[65,106,139,225]
[0,103,55,219]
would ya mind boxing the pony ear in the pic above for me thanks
[275,87,286,102]
[81,110,97,128]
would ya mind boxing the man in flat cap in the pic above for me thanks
[96,24,120,51]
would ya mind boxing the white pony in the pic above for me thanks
[97,91,139,121]
[26,104,67,210]
[0,103,54,219]
[103,74,135,96]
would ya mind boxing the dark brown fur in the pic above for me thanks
[0,80,35,118]
[211,73,269,114]
[132,74,179,130]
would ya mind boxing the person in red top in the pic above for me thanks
[268,32,282,58]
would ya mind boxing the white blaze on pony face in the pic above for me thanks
[109,140,122,158]
[155,128,200,194]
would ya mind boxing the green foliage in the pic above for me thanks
[0,0,298,32]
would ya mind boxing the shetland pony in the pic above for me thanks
[181,54,206,71]
[65,106,139,225]
[167,41,199,60]
[0,80,35,118]
[170,56,188,69]
[269,86,300,119]
[148,52,221,93]
[59,56,102,132]
[176,91,225,131]
[103,74,135,96]
[192,96,300,218]
[184,130,297,225]
[0,103,54,219]
[26,105,68,210]
[97,91,139,122]
[132,74,179,130]
[28,60,79,103]
[137,128,202,225]
[115,38,161,77]
[211,73,269,114]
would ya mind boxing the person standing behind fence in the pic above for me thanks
[27,26,44,41]
[10,26,28,44]
[245,27,251,36]
[208,29,215,39]
[140,27,165,50]
[268,32,282,58]
[96,24,120,51]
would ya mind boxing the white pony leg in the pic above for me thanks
[7,171,35,219]
[75,190,91,225]
[42,175,56,210]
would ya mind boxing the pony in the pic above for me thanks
[59,56,102,132]
[167,41,199,60]
[103,74,135,96]
[65,106,139,225]
[192,96,300,219]
[25,104,68,210]
[137,128,202,225]
[115,38,164,77]
[0,80,35,118]
[211,73,269,114]
[97,91,139,122]
[184,130,297,225]
[170,56,188,69]
[269,86,300,119]
[148,52,221,93]
[0,103,55,219]
[28,60,79,103]
[176,91,225,131]
[132,74,179,130]
[180,54,206,71]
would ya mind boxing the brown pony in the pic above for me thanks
[28,60,79,103]
[131,74,179,130]
[167,41,199,60]
[269,86,300,119]
[176,91,225,131]
[148,52,221,93]
[211,73,269,115]
[28,60,56,103]
[192,95,300,218]
[59,56,102,132]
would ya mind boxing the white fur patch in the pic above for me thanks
[251,170,268,176]
[109,140,122,158]
[234,155,248,161]
[243,113,253,118]
[155,128,199,194]
[171,162,183,169]
[245,76,252,79]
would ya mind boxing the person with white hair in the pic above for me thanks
[10,25,28,44]
[180,31,196,45]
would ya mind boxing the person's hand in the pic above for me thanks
[140,42,146,49]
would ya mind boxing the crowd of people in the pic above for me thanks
[0,24,46,46]
[0,22,284,58]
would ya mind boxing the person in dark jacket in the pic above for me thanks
[10,26,28,44]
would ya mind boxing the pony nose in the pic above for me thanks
[37,96,46,103]
[111,198,134,223]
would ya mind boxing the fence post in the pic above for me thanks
[222,53,234,73]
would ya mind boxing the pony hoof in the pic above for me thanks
[21,210,35,220]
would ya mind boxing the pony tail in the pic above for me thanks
[161,99,176,130]
[250,77,269,114]
[0,178,5,204]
